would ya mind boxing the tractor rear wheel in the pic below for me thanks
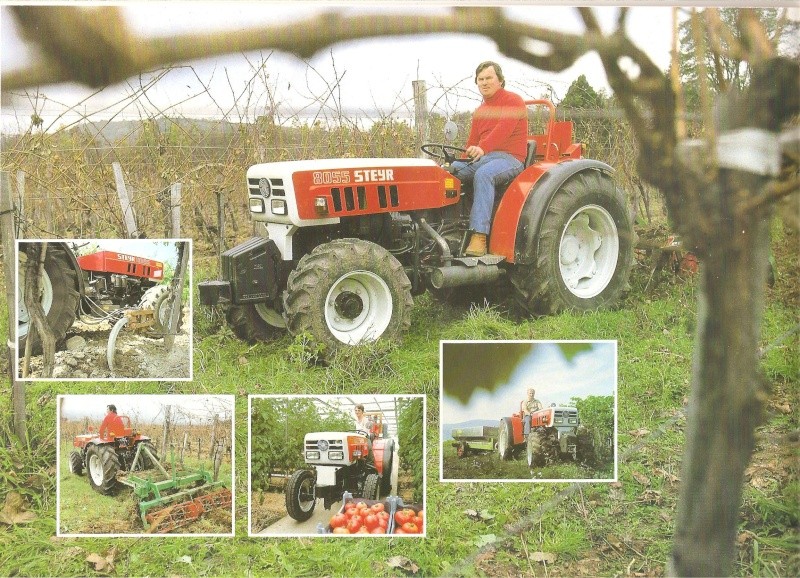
[86,444,121,495]
[133,442,160,471]
[379,439,395,496]
[68,450,84,475]
[285,469,316,522]
[498,418,513,460]
[511,170,634,315]
[283,239,412,354]
[364,473,380,500]
[18,242,81,355]
[226,303,285,343]
[139,285,184,333]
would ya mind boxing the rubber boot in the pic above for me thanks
[465,233,487,257]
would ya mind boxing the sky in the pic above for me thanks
[59,394,233,424]
[441,341,617,424]
[0,3,683,132]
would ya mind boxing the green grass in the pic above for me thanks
[1,229,797,577]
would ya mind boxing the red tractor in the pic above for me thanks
[68,415,160,494]
[199,100,634,351]
[497,404,594,467]
[285,413,395,521]
[18,242,178,353]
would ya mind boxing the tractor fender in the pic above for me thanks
[491,159,615,264]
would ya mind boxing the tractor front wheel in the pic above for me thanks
[511,170,634,315]
[226,303,286,343]
[363,473,380,500]
[498,418,513,460]
[379,439,395,496]
[285,469,316,522]
[283,239,412,354]
[86,444,121,495]
[68,450,84,475]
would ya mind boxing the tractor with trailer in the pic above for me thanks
[285,413,395,521]
[68,416,231,533]
[497,403,594,467]
[18,242,183,354]
[199,99,634,353]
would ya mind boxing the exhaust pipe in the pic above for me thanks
[430,264,504,289]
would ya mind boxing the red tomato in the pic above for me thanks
[364,513,379,531]
[355,501,368,510]
[330,513,347,528]
[346,515,363,533]
[377,511,390,522]
[332,527,349,534]
[378,517,388,530]
[370,526,386,534]
[402,522,420,534]
[370,502,385,513]
[344,502,357,514]
[394,508,414,525]
[412,515,424,528]
[356,526,370,534]
[393,528,406,534]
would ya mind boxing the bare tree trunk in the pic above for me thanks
[209,414,218,459]
[669,58,798,577]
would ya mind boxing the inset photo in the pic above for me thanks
[57,394,233,536]
[441,341,617,482]
[249,395,425,537]
[16,239,192,380]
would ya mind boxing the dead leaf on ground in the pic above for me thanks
[631,471,651,486]
[386,556,419,574]
[610,481,623,489]
[629,428,651,437]
[475,550,496,564]
[86,546,117,573]
[0,492,37,525]
[464,509,495,521]
[530,551,556,564]
[475,534,498,548]
[238,356,249,366]
[773,403,792,414]
[605,534,624,551]
[641,489,662,505]
[655,468,680,484]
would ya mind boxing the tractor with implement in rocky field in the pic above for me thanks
[285,413,395,521]
[68,416,231,533]
[199,99,634,355]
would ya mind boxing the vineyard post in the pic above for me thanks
[180,431,188,465]
[161,405,171,459]
[15,171,25,238]
[1,172,26,443]
[170,182,181,237]
[216,191,225,274]
[209,414,218,458]
[197,437,201,460]
[112,162,139,238]
[413,80,429,157]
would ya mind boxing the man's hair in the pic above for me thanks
[107,404,117,413]
[355,404,365,412]
[475,61,505,88]
[527,389,535,396]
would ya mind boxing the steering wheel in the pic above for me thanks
[420,143,470,165]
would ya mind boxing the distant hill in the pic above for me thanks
[441,419,498,442]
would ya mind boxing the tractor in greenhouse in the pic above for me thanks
[199,99,634,354]
[67,416,231,533]
[285,416,395,521]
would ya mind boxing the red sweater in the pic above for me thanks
[465,88,528,161]
[99,413,126,438]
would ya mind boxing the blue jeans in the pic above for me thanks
[452,152,524,235]
[523,414,532,436]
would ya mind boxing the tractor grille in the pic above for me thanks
[305,439,345,451]
[553,409,579,425]
[248,177,286,197]
[326,184,401,215]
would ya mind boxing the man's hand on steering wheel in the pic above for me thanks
[420,143,471,165]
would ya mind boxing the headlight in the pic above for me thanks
[569,418,578,424]
[318,440,329,452]
[258,178,272,197]
[271,199,287,215]
[352,450,362,458]
[328,451,344,460]
[249,198,265,213]
[305,451,320,460]
[554,417,563,424]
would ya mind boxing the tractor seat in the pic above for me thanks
[524,140,537,168]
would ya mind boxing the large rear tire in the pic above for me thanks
[86,444,121,495]
[18,243,81,355]
[285,469,316,522]
[283,239,412,353]
[133,441,160,471]
[226,303,285,343]
[379,439,395,496]
[511,170,634,315]
[497,418,513,460]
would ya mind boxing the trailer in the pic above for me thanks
[450,425,499,458]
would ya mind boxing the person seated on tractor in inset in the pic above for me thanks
[521,388,543,436]
[450,60,528,257]
[99,404,126,439]
[354,404,377,467]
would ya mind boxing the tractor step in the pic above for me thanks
[431,255,506,289]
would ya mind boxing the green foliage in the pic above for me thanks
[571,395,615,461]
[397,397,424,503]
[560,74,605,109]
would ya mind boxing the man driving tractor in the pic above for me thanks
[521,388,543,435]
[98,404,126,438]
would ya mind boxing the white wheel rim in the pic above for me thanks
[254,303,287,328]
[499,424,508,456]
[558,204,619,299]
[298,477,315,512]
[88,453,104,485]
[18,267,54,339]
[324,271,393,344]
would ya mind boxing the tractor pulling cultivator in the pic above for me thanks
[69,417,231,533]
